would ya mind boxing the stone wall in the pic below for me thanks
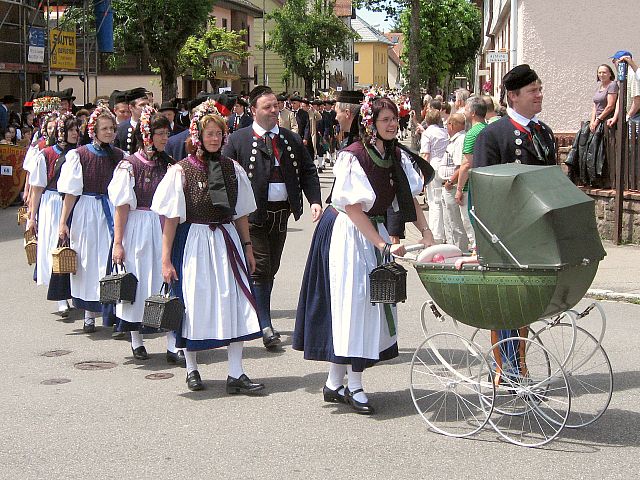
[556,132,639,244]
[583,188,640,244]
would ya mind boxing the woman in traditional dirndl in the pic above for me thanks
[27,112,79,315]
[57,106,125,333]
[23,98,61,206]
[108,106,183,363]
[294,95,435,414]
[151,100,264,393]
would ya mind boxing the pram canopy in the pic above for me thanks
[470,164,606,269]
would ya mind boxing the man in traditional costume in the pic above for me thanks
[223,86,322,349]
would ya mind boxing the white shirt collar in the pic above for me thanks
[130,118,138,129]
[448,130,464,142]
[506,107,539,130]
[252,121,279,137]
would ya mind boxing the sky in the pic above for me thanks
[356,7,395,33]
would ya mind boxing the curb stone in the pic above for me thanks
[587,288,640,303]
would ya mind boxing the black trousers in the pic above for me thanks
[250,201,290,284]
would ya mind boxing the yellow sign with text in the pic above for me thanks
[50,29,76,70]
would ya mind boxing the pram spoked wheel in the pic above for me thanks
[530,322,613,428]
[487,337,571,447]
[410,332,495,438]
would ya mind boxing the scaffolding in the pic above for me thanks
[0,0,102,105]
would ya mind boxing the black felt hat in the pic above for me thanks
[1,94,18,104]
[59,88,75,101]
[502,64,539,91]
[188,94,214,111]
[237,97,249,108]
[109,90,128,109]
[276,94,287,102]
[300,98,310,105]
[335,90,364,105]
[126,87,148,103]
[289,95,303,102]
[249,85,273,106]
[158,101,178,113]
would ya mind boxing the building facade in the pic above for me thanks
[55,0,262,104]
[352,16,392,89]
[385,32,404,90]
[478,0,640,133]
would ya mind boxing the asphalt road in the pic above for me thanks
[1,172,638,479]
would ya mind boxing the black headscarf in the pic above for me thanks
[204,148,235,217]
[380,138,416,223]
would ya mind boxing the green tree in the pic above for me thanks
[177,18,249,91]
[356,0,422,124]
[265,0,359,97]
[399,0,481,93]
[110,0,215,101]
[358,0,480,124]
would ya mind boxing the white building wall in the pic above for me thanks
[482,0,640,133]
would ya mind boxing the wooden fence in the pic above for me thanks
[603,124,640,192]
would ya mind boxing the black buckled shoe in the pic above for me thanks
[262,326,282,349]
[186,370,205,391]
[131,346,149,360]
[345,387,375,415]
[82,322,96,333]
[323,385,346,404]
[112,325,125,339]
[226,374,265,395]
[166,350,186,367]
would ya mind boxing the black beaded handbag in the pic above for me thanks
[142,282,184,330]
[99,263,138,304]
[369,247,407,305]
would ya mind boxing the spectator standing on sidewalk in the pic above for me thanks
[607,51,640,127]
[440,113,471,251]
[420,109,449,244]
[591,64,618,132]
[454,96,487,247]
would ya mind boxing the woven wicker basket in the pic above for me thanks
[24,229,36,243]
[51,246,77,274]
[142,283,184,330]
[100,264,138,304]
[25,239,37,265]
[369,262,408,305]
[17,206,28,226]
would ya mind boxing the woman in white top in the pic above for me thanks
[108,106,181,363]
[151,100,263,393]
[57,106,125,333]
[27,112,79,315]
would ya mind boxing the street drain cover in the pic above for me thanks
[74,361,117,371]
[145,373,174,380]
[42,350,72,357]
[41,378,71,385]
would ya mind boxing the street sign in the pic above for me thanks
[478,69,490,76]
[209,51,241,81]
[487,51,509,63]
[28,27,45,63]
[50,29,77,70]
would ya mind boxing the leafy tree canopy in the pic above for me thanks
[399,0,481,90]
[266,0,359,96]
[110,0,215,100]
